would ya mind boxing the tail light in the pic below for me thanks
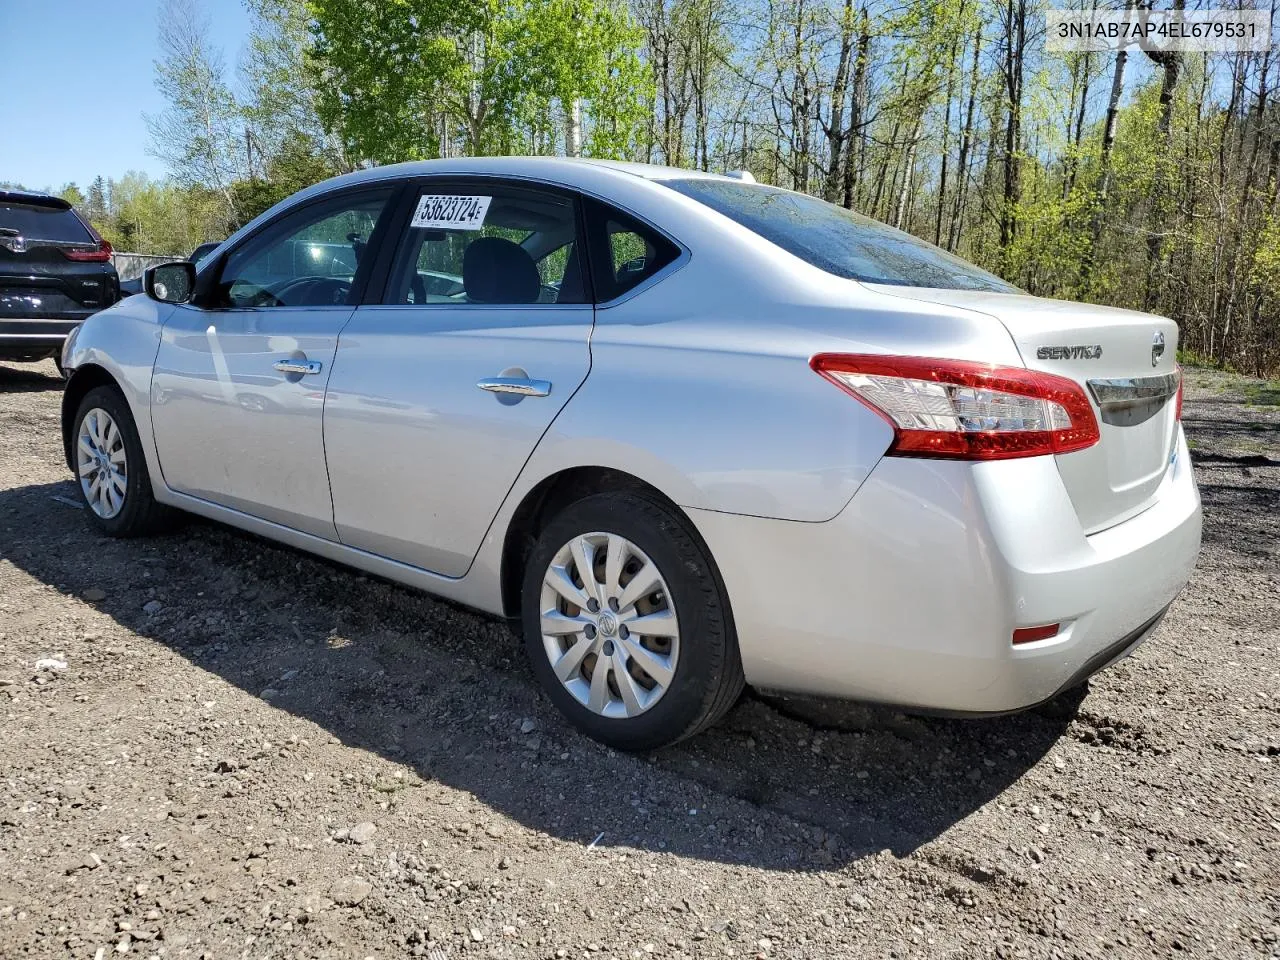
[811,354,1100,461]
[61,240,112,262]
[62,220,112,262]
[1174,364,1184,420]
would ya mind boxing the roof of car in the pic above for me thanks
[222,157,748,256]
[0,189,72,210]
[320,156,736,193]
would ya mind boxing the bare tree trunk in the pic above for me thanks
[1081,19,1130,290]
[948,28,981,252]
[1141,0,1186,309]
[999,0,1027,266]
[842,7,870,209]
[822,0,855,201]
[565,99,582,157]
[934,17,962,246]
[894,116,921,229]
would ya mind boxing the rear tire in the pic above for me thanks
[521,491,744,750]
[73,386,173,537]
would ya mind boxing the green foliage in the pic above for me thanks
[93,0,1280,377]
[58,184,87,210]
[92,173,226,255]
[304,0,651,161]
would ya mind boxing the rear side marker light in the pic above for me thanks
[1174,363,1184,420]
[1012,624,1060,645]
[811,354,1101,461]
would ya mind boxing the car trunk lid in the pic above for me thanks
[863,285,1180,533]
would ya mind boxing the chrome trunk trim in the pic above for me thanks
[1087,371,1180,426]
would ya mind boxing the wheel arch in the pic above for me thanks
[61,364,124,471]
[497,465,728,626]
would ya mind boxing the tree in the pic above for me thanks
[305,0,652,163]
[58,183,86,210]
[85,176,109,225]
[242,0,352,178]
[146,0,248,228]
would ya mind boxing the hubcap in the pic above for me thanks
[539,532,680,719]
[77,407,127,519]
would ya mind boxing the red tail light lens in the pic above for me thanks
[1174,364,1184,420]
[62,239,113,262]
[811,354,1100,461]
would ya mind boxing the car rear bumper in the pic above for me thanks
[0,319,80,358]
[688,425,1202,713]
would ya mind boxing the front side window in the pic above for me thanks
[216,190,392,308]
[387,186,586,306]
[662,178,1017,293]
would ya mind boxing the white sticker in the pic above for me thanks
[410,194,492,231]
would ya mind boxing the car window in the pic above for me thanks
[583,200,680,302]
[606,222,670,295]
[387,187,586,306]
[190,242,220,265]
[216,190,392,308]
[662,178,1017,293]
[0,200,93,243]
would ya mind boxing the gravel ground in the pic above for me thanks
[0,359,1276,960]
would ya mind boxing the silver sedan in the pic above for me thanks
[59,157,1202,750]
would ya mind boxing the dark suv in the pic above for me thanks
[1,190,118,368]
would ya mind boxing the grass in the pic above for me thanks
[1243,381,1280,408]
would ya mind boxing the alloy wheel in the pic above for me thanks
[77,407,127,519]
[539,532,680,719]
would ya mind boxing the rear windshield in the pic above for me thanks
[662,179,1017,293]
[0,201,93,243]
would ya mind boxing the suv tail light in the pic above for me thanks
[61,240,113,262]
[811,354,1100,461]
[62,220,112,262]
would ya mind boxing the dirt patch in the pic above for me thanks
[1,359,1277,959]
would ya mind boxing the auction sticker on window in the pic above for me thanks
[411,195,492,230]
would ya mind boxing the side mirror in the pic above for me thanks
[144,261,196,304]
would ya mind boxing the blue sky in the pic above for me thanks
[0,1,252,192]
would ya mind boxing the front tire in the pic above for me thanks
[521,491,744,750]
[73,386,172,537]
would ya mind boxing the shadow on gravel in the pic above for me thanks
[0,478,1080,872]
[0,362,63,393]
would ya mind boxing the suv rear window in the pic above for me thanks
[662,178,1016,293]
[0,200,93,243]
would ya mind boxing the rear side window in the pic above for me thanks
[584,199,680,302]
[662,178,1016,293]
[0,200,93,243]
[385,184,587,306]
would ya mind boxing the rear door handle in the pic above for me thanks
[477,376,552,398]
[274,359,323,376]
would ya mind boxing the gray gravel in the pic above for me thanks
[0,359,1277,959]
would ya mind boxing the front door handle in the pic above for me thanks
[477,376,552,398]
[274,359,323,376]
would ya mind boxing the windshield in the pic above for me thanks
[663,178,1017,293]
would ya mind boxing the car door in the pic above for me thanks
[150,186,397,539]
[323,179,594,576]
